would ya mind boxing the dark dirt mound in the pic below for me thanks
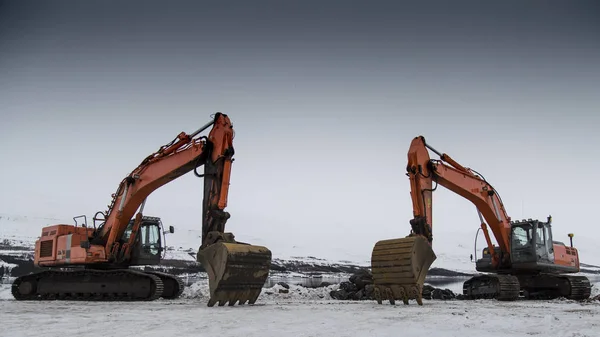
[329,269,465,301]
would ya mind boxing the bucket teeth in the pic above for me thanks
[371,235,436,305]
[198,242,272,307]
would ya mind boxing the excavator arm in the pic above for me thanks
[406,136,512,269]
[93,113,231,259]
[91,112,271,306]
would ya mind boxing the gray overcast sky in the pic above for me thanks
[1,0,599,261]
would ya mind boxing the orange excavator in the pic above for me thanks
[371,136,591,305]
[11,113,272,306]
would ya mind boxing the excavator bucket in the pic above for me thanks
[371,235,436,305]
[197,242,272,307]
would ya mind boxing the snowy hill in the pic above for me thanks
[0,213,474,272]
[0,213,369,266]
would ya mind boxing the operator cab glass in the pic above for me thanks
[510,221,535,263]
[512,225,531,247]
[510,219,554,265]
[125,217,164,266]
[140,222,161,256]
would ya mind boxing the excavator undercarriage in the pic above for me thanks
[11,268,184,301]
[462,273,591,301]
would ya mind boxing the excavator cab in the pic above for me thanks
[475,218,556,272]
[123,216,173,266]
[509,217,579,273]
[510,218,556,266]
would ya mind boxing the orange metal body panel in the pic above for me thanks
[34,224,107,267]
[552,243,580,269]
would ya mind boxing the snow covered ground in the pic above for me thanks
[1,280,599,337]
[2,210,600,337]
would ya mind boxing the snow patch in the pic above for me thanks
[1,260,18,286]
[0,284,12,300]
[260,283,340,301]
[163,249,197,262]
[0,259,18,269]
[180,279,211,300]
[180,278,340,302]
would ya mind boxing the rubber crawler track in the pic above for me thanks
[462,274,520,301]
[145,270,186,299]
[563,275,591,300]
[463,274,591,301]
[495,274,521,301]
[11,269,165,301]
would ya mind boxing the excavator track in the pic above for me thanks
[11,269,164,301]
[563,275,592,300]
[462,274,520,301]
[519,274,591,300]
[371,235,437,305]
[144,270,186,299]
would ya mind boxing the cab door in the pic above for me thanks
[130,220,163,266]
[535,222,554,264]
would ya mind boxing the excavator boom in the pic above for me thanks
[405,137,513,268]
[95,119,216,261]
